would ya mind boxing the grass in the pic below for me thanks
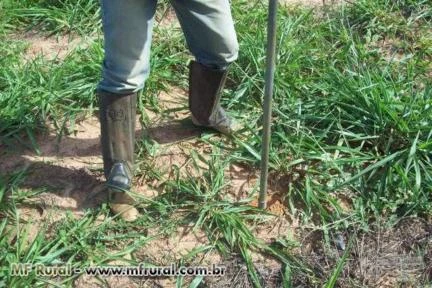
[0,0,431,287]
[229,0,432,223]
[2,0,101,35]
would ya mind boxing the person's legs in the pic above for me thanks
[98,0,157,94]
[171,0,240,134]
[98,0,157,221]
[170,0,239,69]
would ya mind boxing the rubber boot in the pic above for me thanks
[99,90,139,222]
[189,61,238,135]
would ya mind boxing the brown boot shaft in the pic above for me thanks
[98,90,139,222]
[189,61,228,126]
[98,90,137,179]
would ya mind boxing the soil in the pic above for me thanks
[281,0,344,7]
[11,29,94,61]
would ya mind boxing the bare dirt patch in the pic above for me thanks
[1,116,107,247]
[11,29,94,61]
[281,0,343,7]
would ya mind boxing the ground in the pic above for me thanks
[1,0,431,287]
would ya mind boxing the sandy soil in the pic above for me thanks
[11,30,95,61]
[281,0,344,7]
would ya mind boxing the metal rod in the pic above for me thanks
[259,0,278,209]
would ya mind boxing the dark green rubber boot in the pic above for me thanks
[99,90,139,222]
[189,61,239,135]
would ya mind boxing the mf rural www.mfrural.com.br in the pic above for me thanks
[10,263,226,277]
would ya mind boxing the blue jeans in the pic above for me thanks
[98,0,239,94]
